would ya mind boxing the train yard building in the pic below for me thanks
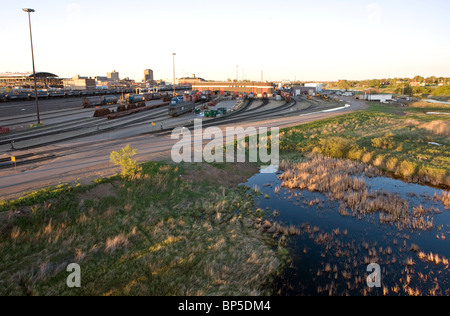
[192,81,274,97]
[0,72,62,88]
[62,75,96,90]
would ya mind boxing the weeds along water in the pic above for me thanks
[243,157,450,296]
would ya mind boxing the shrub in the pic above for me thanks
[373,155,385,167]
[110,145,141,178]
[386,157,399,172]
[371,132,396,150]
[318,137,354,158]
[417,166,446,186]
[361,151,375,164]
[398,160,418,178]
[347,146,364,160]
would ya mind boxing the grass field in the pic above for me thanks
[0,161,282,296]
[280,102,450,188]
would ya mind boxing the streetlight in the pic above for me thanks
[22,8,40,125]
[172,53,176,96]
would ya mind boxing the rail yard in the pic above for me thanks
[0,90,359,198]
[0,92,345,150]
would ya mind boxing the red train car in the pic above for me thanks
[280,91,291,102]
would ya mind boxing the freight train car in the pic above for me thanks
[82,96,104,108]
[103,95,119,105]
[280,91,292,103]
[169,93,201,117]
[5,93,30,101]
[82,95,119,108]
[125,94,144,104]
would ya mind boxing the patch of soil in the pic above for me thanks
[77,182,118,201]
[182,162,259,187]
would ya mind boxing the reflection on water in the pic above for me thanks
[242,171,450,296]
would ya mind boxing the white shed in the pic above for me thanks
[365,94,393,103]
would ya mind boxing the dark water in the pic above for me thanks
[242,172,450,296]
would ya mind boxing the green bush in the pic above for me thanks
[318,137,354,158]
[371,132,396,150]
[398,160,418,177]
[110,145,141,178]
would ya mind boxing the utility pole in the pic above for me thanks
[172,53,176,96]
[236,65,239,82]
[23,8,40,125]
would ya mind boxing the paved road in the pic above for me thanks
[0,97,85,118]
[0,97,367,199]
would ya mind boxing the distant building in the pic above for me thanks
[178,74,206,86]
[63,75,96,90]
[305,83,323,92]
[361,94,393,103]
[144,69,154,83]
[0,72,62,88]
[192,81,274,97]
[107,71,120,84]
[292,86,316,96]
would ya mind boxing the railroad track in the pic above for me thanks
[153,98,295,136]
[0,152,58,170]
[0,106,170,146]
[0,106,170,151]
[0,96,344,155]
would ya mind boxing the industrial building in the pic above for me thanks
[360,94,393,103]
[305,83,323,92]
[107,71,120,84]
[0,72,62,88]
[144,69,154,83]
[178,74,206,86]
[292,86,316,96]
[192,82,274,97]
[62,75,96,90]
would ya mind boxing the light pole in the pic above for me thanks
[172,53,176,96]
[23,8,40,125]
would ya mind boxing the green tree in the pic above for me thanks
[110,145,141,178]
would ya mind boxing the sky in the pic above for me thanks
[1,0,449,82]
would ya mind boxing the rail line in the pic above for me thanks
[0,96,346,159]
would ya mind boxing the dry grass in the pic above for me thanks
[280,104,450,188]
[0,162,281,296]
[434,191,450,209]
[278,154,440,230]
[419,120,450,137]
[408,101,450,109]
